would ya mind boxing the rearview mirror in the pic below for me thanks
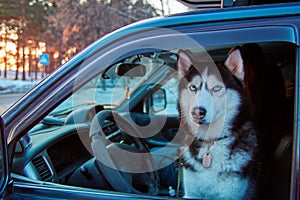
[116,63,146,77]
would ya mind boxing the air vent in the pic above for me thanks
[32,156,52,181]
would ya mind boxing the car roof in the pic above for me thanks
[92,2,300,52]
[125,2,300,30]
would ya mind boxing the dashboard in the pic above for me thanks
[13,124,92,183]
[12,103,179,189]
[47,134,91,178]
[12,105,126,185]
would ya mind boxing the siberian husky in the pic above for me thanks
[177,49,259,199]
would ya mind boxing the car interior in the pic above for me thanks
[11,41,296,199]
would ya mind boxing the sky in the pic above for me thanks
[147,0,189,15]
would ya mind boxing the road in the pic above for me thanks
[0,93,25,114]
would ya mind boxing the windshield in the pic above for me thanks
[47,53,167,119]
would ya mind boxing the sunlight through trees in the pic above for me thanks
[0,0,161,80]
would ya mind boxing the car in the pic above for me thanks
[0,2,299,199]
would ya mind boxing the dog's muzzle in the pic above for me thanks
[191,107,206,123]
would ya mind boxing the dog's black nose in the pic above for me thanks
[192,107,206,120]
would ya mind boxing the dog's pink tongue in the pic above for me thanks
[202,153,212,168]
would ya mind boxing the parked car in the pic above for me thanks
[0,2,299,199]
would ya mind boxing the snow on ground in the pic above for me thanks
[0,79,40,94]
[0,70,43,94]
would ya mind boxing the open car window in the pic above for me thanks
[14,41,296,199]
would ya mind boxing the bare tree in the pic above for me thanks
[0,0,159,76]
[43,0,158,71]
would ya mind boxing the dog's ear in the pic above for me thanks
[224,48,244,83]
[177,50,192,76]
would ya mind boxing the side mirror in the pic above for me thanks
[0,117,9,197]
[151,88,167,113]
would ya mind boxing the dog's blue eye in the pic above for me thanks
[189,85,197,92]
[212,85,222,92]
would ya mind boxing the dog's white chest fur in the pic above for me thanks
[182,138,249,199]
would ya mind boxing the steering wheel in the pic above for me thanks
[89,110,159,195]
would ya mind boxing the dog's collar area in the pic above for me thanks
[182,135,230,169]
[196,135,229,145]
[195,135,229,168]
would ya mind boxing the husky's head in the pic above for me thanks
[177,50,245,139]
